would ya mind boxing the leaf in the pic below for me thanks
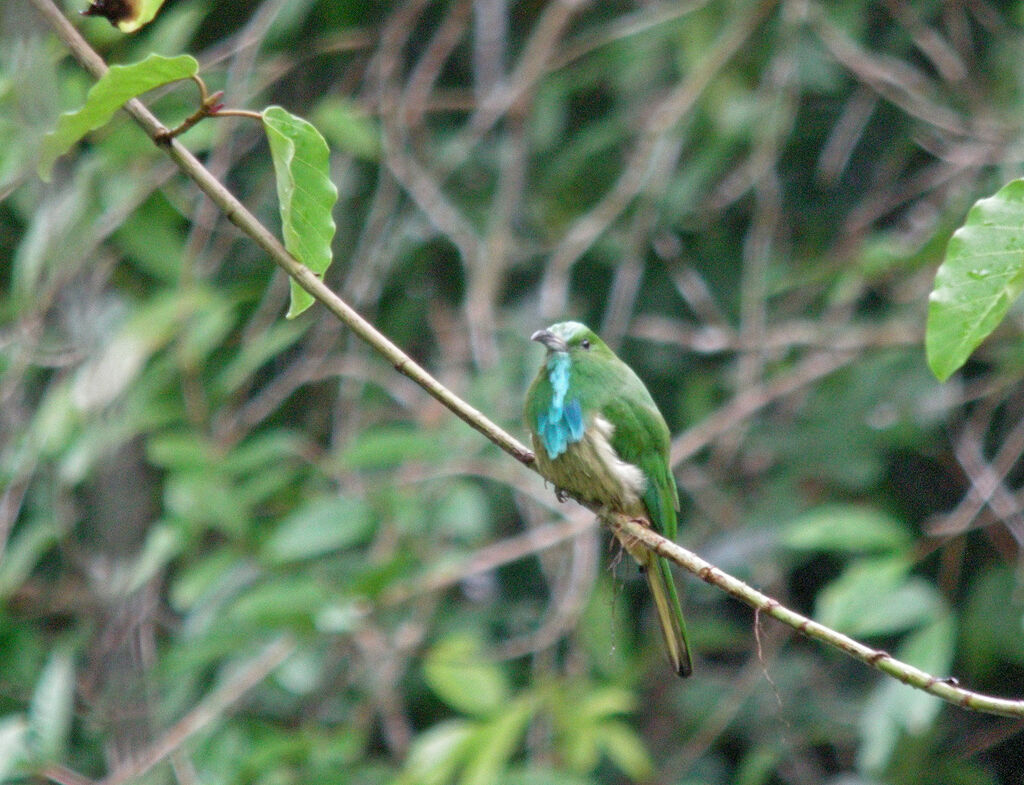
[38,54,199,179]
[0,716,29,782]
[783,504,910,554]
[311,98,380,160]
[0,519,61,600]
[460,697,536,785]
[857,615,955,773]
[423,634,510,717]
[595,721,654,781]
[27,650,75,762]
[435,481,491,540]
[168,549,240,612]
[403,720,474,785]
[226,576,329,628]
[576,687,637,721]
[82,0,169,33]
[735,744,781,785]
[961,565,1024,673]
[336,425,447,471]
[263,496,375,563]
[126,524,184,593]
[214,320,310,395]
[926,179,1024,381]
[261,106,338,318]
[815,557,943,637]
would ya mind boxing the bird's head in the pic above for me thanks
[531,321,613,361]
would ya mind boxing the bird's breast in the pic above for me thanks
[533,414,647,513]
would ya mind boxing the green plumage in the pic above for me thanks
[524,322,693,677]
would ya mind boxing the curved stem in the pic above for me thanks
[158,74,263,142]
[607,512,1024,719]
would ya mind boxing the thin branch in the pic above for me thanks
[670,349,854,465]
[27,0,533,468]
[380,510,595,607]
[41,764,96,785]
[31,0,1024,720]
[810,4,970,137]
[607,513,1024,719]
[99,636,296,785]
[39,638,295,785]
[538,0,779,318]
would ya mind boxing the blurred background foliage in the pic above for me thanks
[3,0,1024,783]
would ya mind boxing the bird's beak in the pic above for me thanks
[531,329,568,353]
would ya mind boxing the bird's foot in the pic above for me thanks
[555,487,570,503]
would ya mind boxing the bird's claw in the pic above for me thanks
[555,487,569,503]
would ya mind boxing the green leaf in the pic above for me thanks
[423,634,510,717]
[263,496,375,563]
[168,549,240,612]
[261,106,338,318]
[857,614,955,772]
[0,716,29,781]
[311,97,380,160]
[0,519,61,600]
[460,697,536,785]
[926,179,1024,381]
[214,320,310,395]
[435,481,491,541]
[126,524,184,593]
[576,686,636,721]
[815,557,943,637]
[595,721,654,781]
[337,425,446,470]
[962,565,1024,673]
[226,575,329,628]
[403,720,474,785]
[27,650,75,762]
[783,504,910,555]
[38,54,199,179]
[735,744,781,785]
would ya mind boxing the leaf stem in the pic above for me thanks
[210,108,264,120]
[156,74,262,143]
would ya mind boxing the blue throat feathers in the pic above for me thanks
[536,352,584,459]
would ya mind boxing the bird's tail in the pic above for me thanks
[643,553,693,677]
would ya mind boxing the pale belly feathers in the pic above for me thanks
[532,414,647,514]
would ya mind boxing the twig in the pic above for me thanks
[38,638,295,785]
[98,636,296,785]
[380,510,595,606]
[607,513,1024,719]
[670,349,854,464]
[810,4,969,137]
[40,764,96,785]
[538,0,779,318]
[31,0,1024,719]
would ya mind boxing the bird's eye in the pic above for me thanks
[581,339,591,350]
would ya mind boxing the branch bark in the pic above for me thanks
[607,513,1024,719]
[29,0,1024,722]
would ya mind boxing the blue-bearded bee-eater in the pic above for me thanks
[524,321,692,677]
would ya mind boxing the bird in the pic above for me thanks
[524,321,692,677]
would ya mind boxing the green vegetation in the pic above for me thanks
[4,1,1024,783]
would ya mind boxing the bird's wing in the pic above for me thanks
[601,394,680,540]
